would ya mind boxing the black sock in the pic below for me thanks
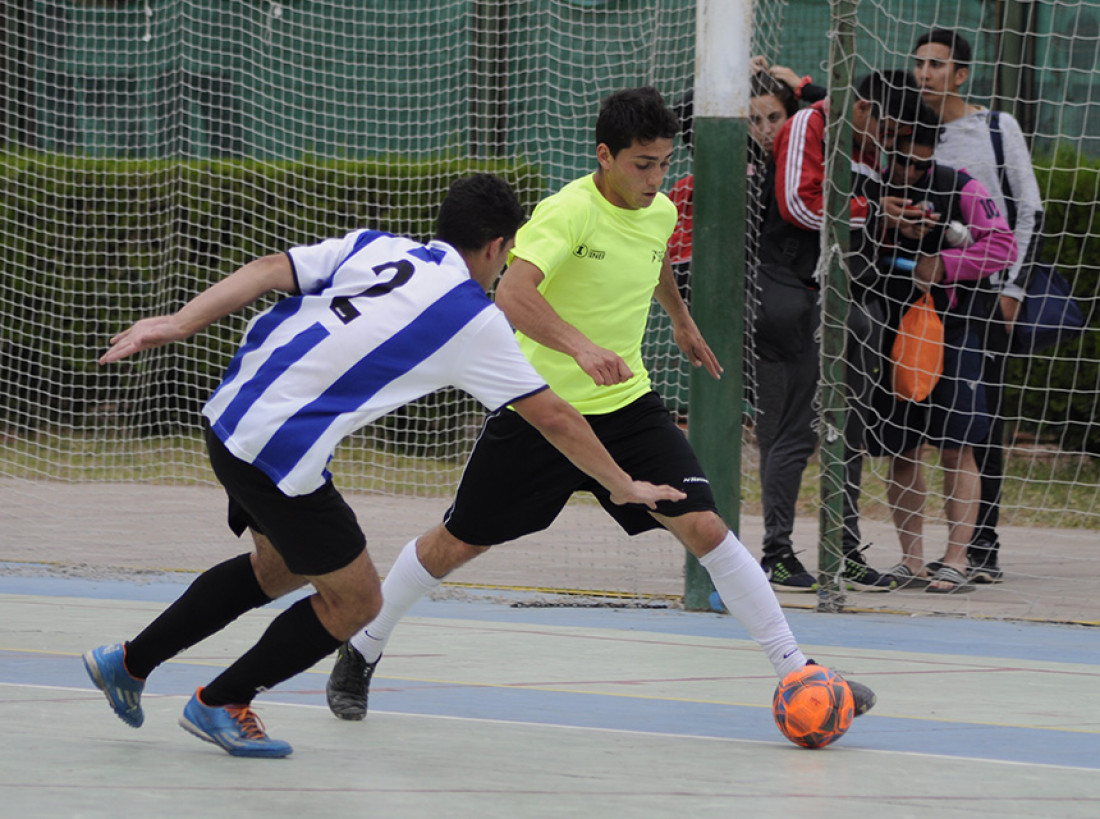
[200,596,341,707]
[124,553,271,680]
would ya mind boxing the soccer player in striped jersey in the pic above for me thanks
[83,174,686,758]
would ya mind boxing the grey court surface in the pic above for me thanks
[1,567,1098,819]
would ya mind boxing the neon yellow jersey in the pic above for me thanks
[510,174,677,414]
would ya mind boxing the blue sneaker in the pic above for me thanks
[179,689,293,758]
[83,643,145,728]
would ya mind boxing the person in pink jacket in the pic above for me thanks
[867,117,1017,594]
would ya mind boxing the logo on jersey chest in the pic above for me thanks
[573,243,606,260]
[573,244,665,264]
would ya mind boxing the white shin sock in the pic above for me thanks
[348,538,441,663]
[699,532,807,678]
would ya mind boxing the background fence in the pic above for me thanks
[1,1,1097,618]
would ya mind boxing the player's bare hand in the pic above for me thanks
[750,55,770,75]
[99,316,186,364]
[575,344,634,386]
[609,481,687,510]
[673,323,723,380]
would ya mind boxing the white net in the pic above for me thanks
[0,0,697,594]
[814,1,1099,618]
[3,2,1096,621]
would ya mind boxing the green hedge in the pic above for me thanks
[1005,149,1100,456]
[0,154,541,447]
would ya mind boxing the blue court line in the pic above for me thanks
[6,647,1099,772]
[1,566,1095,665]
[3,566,1099,771]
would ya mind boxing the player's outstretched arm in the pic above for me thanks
[512,389,685,509]
[99,253,296,364]
[496,258,634,386]
[653,257,723,380]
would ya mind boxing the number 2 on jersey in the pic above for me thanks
[330,259,415,324]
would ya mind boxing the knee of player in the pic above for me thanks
[331,591,383,639]
[668,510,729,557]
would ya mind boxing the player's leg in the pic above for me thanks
[328,526,488,720]
[654,508,876,716]
[655,509,805,676]
[349,526,486,663]
[173,424,377,756]
[84,531,301,727]
[181,546,381,757]
[329,408,581,720]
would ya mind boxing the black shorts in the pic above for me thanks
[205,424,366,576]
[443,391,718,547]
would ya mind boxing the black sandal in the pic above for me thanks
[925,565,975,594]
[886,563,930,588]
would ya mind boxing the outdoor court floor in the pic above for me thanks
[1,567,1098,818]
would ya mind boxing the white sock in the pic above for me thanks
[699,532,807,678]
[348,539,440,663]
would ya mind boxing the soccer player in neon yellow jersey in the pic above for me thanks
[327,87,877,721]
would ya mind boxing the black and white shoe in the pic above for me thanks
[326,643,380,721]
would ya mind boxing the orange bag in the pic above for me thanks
[890,292,944,402]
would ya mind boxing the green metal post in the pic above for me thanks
[817,0,857,612]
[685,115,746,611]
[683,0,750,611]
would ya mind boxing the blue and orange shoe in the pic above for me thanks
[83,643,145,728]
[179,688,292,758]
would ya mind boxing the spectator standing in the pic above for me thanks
[869,121,1017,593]
[913,28,1045,583]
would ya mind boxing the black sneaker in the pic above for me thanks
[845,679,877,717]
[762,550,817,592]
[806,660,876,717]
[967,544,1004,584]
[842,545,897,592]
[326,643,380,721]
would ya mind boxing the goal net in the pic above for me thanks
[812,0,1099,620]
[1,1,1096,621]
[0,0,698,596]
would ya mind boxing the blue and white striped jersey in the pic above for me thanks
[202,230,548,496]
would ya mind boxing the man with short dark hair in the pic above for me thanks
[84,173,685,758]
[913,28,1044,582]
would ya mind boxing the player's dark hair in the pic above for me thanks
[435,174,526,252]
[855,69,928,126]
[914,28,972,71]
[595,86,680,156]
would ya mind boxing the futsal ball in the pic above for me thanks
[772,665,854,749]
